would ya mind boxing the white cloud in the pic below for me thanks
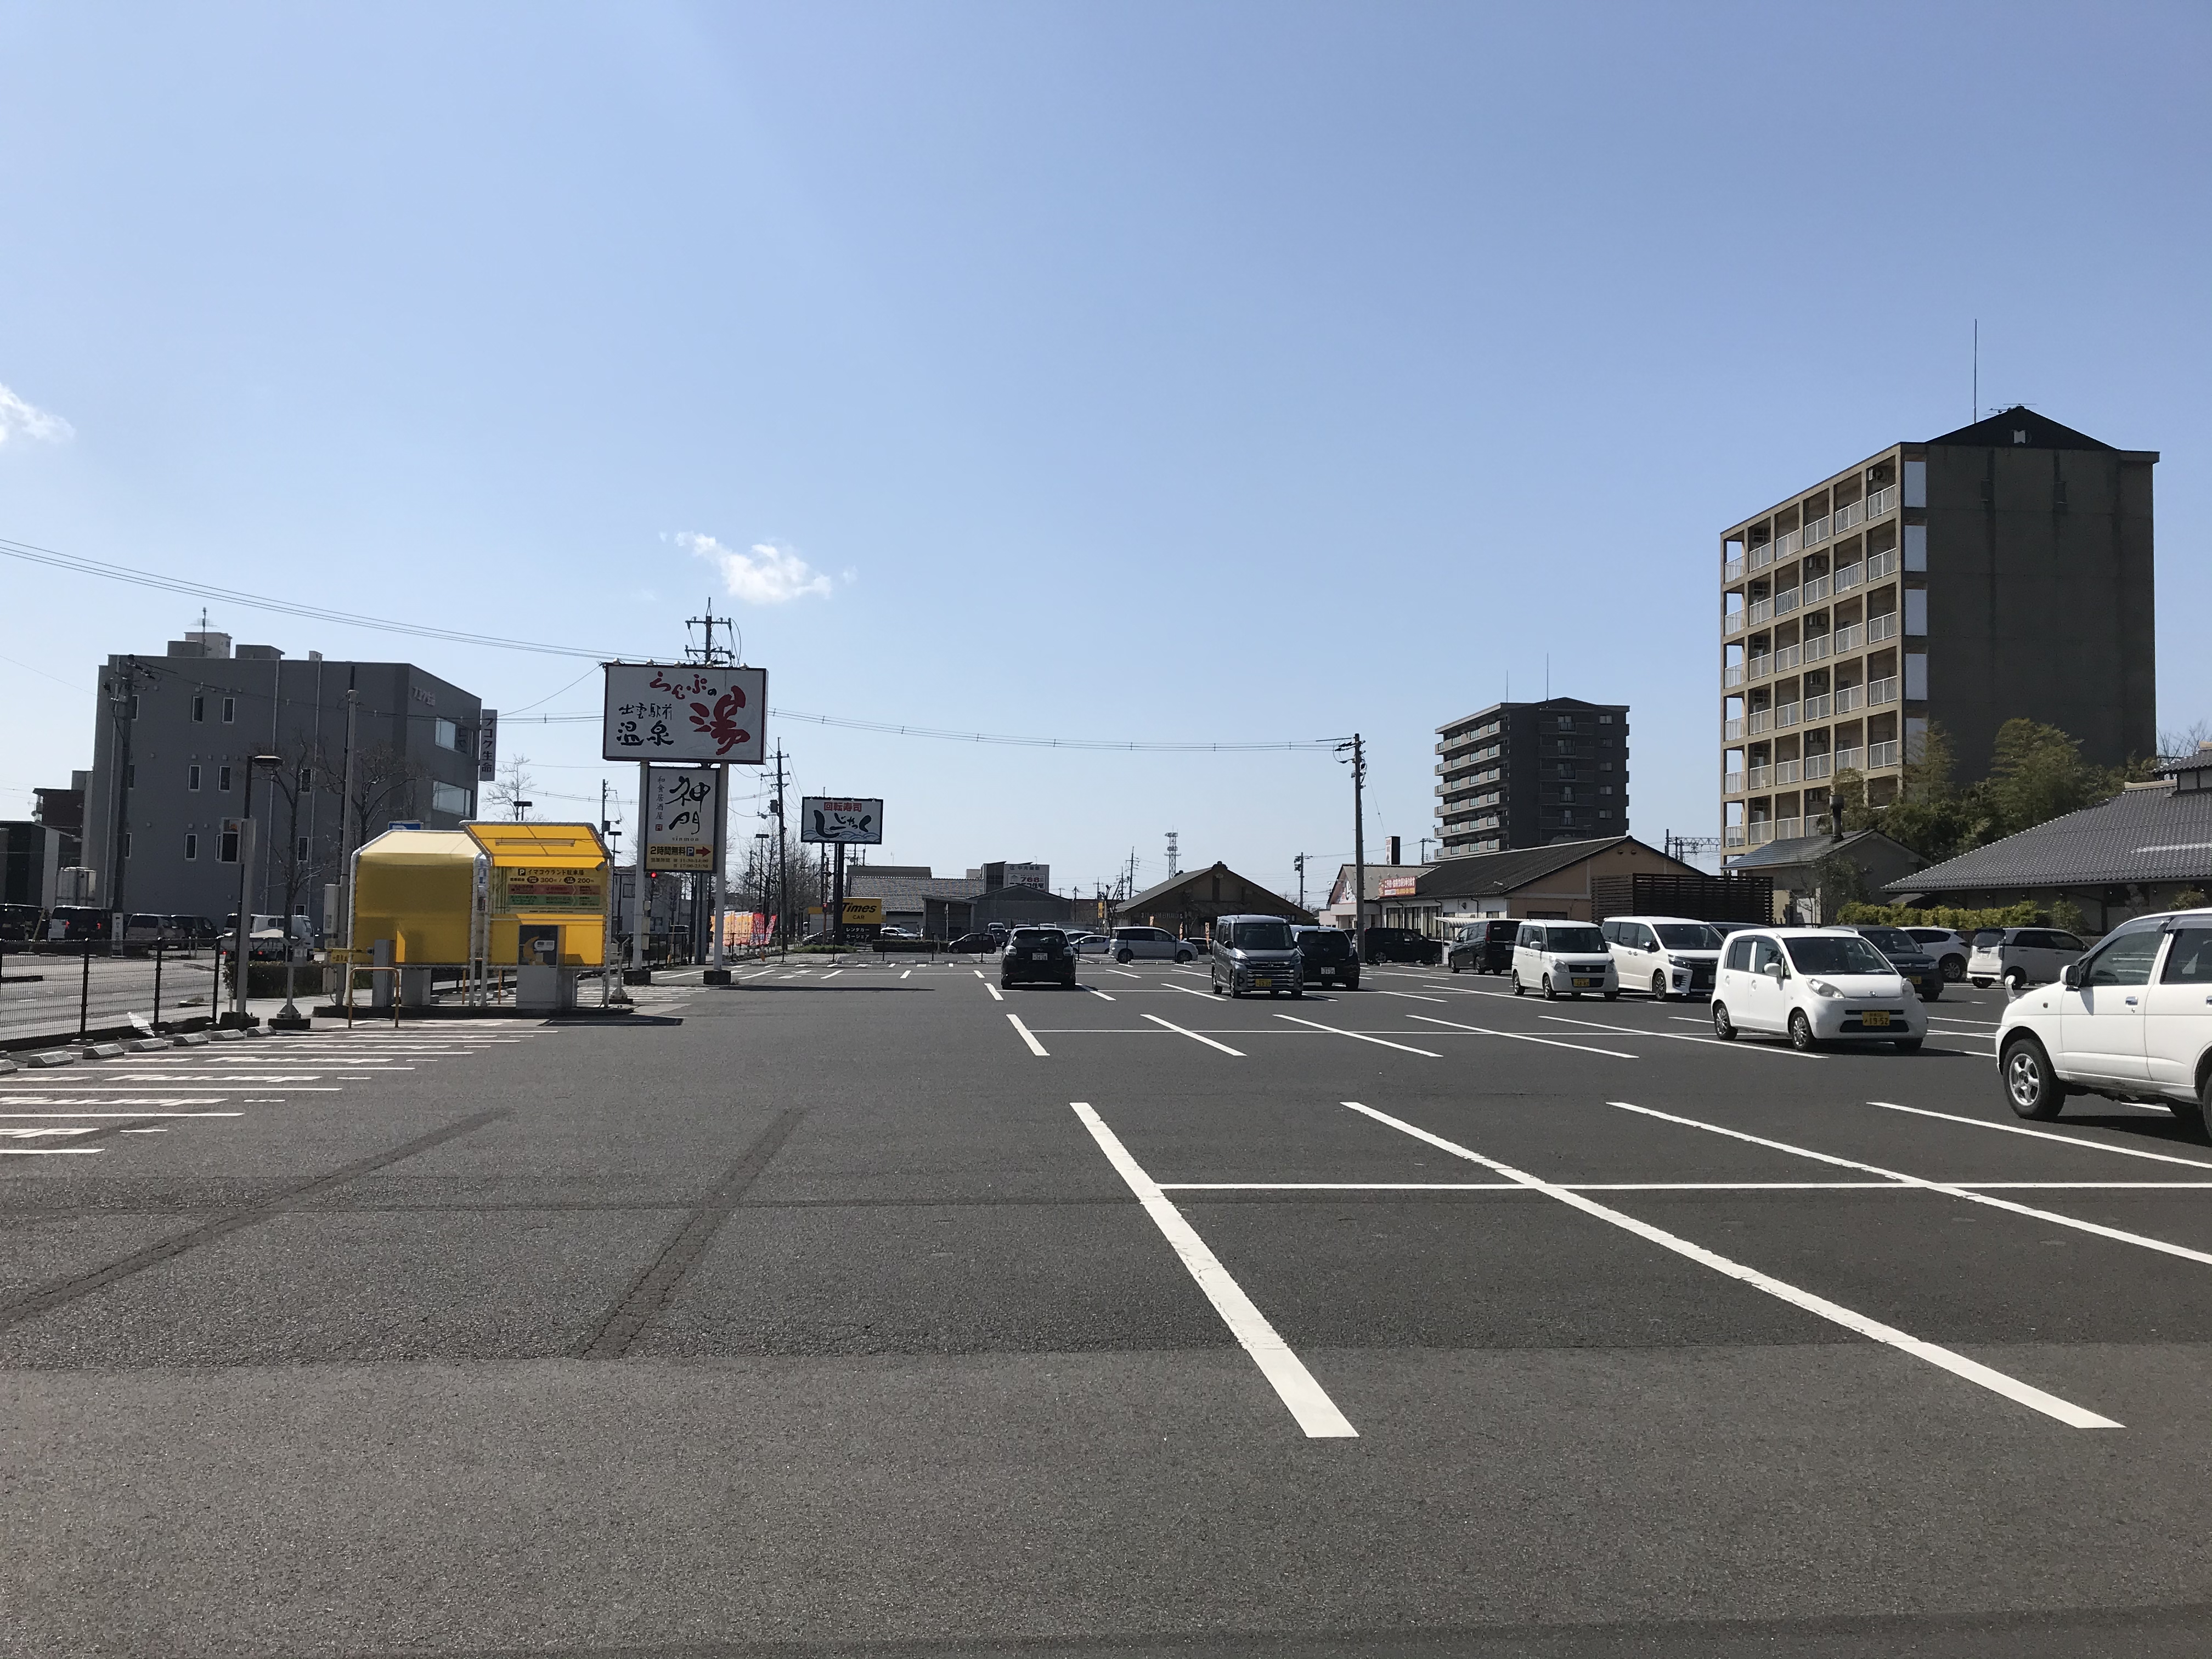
[0,382,73,445]
[676,532,835,604]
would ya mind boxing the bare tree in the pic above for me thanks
[487,754,535,821]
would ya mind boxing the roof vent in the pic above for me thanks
[2013,430,2029,444]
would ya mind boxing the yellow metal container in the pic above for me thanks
[467,822,610,967]
[349,830,482,964]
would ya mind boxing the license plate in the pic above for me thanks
[1029,951,1045,960]
[1572,977,1596,989]
[1862,1011,1891,1029]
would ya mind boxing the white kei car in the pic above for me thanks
[1996,910,2212,1122]
[1711,927,1928,1052]
[1509,921,1619,1001]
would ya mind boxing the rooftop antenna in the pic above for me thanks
[1165,830,1179,877]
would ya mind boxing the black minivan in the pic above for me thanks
[1360,927,1440,966]
[1446,917,1520,974]
[1292,926,1360,990]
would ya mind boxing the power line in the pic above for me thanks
[503,707,1346,752]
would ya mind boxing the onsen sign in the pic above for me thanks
[602,664,768,764]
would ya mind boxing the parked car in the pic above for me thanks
[1601,916,1724,1001]
[1445,918,1520,976]
[949,932,998,954]
[1068,932,1112,957]
[1903,926,1973,983]
[1969,926,2088,991]
[1839,924,1945,1001]
[1292,925,1359,990]
[44,905,111,942]
[1360,927,1440,966]
[170,915,223,947]
[222,913,298,962]
[1210,914,1307,998]
[1001,926,1077,989]
[1712,927,1927,1052]
[1110,926,1195,964]
[0,902,43,943]
[1509,921,1618,1001]
[1996,909,2212,1121]
[122,912,180,946]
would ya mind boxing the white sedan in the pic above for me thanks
[1711,927,1927,1052]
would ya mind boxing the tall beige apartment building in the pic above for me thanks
[1719,408,2156,853]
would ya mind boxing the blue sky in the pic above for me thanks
[2,2,2205,899]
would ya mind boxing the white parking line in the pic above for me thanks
[1103,968,1142,979]
[1071,1102,1355,1439]
[1864,1100,2212,1171]
[1166,983,1216,1001]
[1083,986,1118,1002]
[1342,1100,2119,1430]
[1609,1099,2212,1271]
[1540,1014,1822,1060]
[1006,1014,1048,1056]
[0,1111,241,1119]
[822,969,844,980]
[1406,1014,1636,1060]
[1376,990,1449,1005]
[985,983,1005,1002]
[901,969,911,980]
[0,1147,103,1155]
[1275,1014,1439,1058]
[1142,1014,1244,1057]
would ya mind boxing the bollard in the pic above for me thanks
[153,942,165,1033]
[78,938,92,1040]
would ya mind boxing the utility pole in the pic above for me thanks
[101,658,148,940]
[1293,853,1308,913]
[771,743,789,960]
[1337,735,1365,941]
[337,682,359,947]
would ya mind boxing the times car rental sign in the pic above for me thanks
[602,663,769,765]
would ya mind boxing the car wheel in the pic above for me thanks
[1174,951,1192,964]
[2005,968,2028,992]
[2001,1035,2066,1120]
[1116,950,1133,964]
[1210,973,1222,995]
[1541,974,1558,1001]
[1290,984,1304,999]
[1788,1010,1816,1052]
[1920,981,1942,1002]
[1451,961,1462,974]
[1509,972,1524,997]
[1602,989,1620,1002]
[1344,974,1359,991]
[1651,972,1669,1001]
[1941,956,1965,983]
[1712,1002,1736,1041]
[1971,978,1992,989]
[1893,1039,1923,1053]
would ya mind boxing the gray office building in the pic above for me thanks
[1719,407,2157,853]
[1434,698,1631,856]
[83,631,489,930]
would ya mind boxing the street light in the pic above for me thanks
[229,753,284,1025]
[514,799,533,823]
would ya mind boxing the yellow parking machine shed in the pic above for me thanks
[466,822,611,968]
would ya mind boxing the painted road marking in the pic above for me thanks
[1342,1100,2119,1431]
[1539,1014,1821,1060]
[1406,1014,1636,1060]
[985,983,1005,1002]
[1072,1101,1355,1439]
[1609,1099,2212,1271]
[1376,990,1449,1005]
[901,969,911,980]
[1006,1014,1048,1056]
[1103,968,1142,979]
[1141,1013,1245,1057]
[0,1147,103,1155]
[1276,1014,1439,1058]
[1084,986,1117,1002]
[1864,1100,2212,1171]
[0,1111,242,1119]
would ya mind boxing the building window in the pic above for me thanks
[188,764,202,791]
[222,697,236,724]
[1598,714,1613,724]
[184,833,199,861]
[219,823,240,862]
[128,694,140,719]
[1556,715,1573,730]
[122,832,132,857]
[191,695,205,723]
[431,781,472,817]
[435,717,460,751]
[296,836,311,859]
[219,765,234,792]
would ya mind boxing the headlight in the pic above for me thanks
[1807,978,1841,998]
[1668,956,1692,968]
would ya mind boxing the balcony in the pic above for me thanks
[1833,499,1864,532]
[1775,701,1799,727]
[1866,611,1899,644]
[1803,752,1833,780]
[1803,574,1830,603]
[1751,544,1775,572]
[1774,816,1804,839]
[1747,597,1773,625]
[1774,644,1800,673]
[1724,826,1747,848]
[1746,654,1771,681]
[1723,772,1745,796]
[1723,716,1745,740]
[1775,759,1801,785]
[1803,515,1830,545]
[1835,683,1864,713]
[1868,675,1898,706]
[1774,588,1800,616]
[1747,764,1772,790]
[1724,556,1746,583]
[1801,633,1830,664]
[1867,740,1901,769]
[1723,611,1744,636]
[1723,663,1745,688]
[1748,821,1775,845]
[1833,744,1863,772]
[1803,692,1831,720]
[1747,709,1770,735]
[1865,484,1897,518]
[1866,546,1899,582]
[1776,528,1802,557]
[1832,622,1865,652]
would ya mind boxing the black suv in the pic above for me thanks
[1292,926,1359,990]
[1842,924,1944,1001]
[1446,918,1519,975]
[1001,926,1077,989]
[1360,927,1440,966]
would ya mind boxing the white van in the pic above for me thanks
[1600,916,1724,1001]
[1111,926,1196,964]
[1510,921,1619,1001]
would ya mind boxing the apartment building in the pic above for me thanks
[1434,698,1630,856]
[83,630,489,928]
[1719,408,2156,852]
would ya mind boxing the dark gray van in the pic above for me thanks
[1209,914,1307,999]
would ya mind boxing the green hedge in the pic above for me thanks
[1835,901,2042,930]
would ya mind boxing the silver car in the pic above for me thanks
[1968,926,2087,990]
[1209,914,1307,999]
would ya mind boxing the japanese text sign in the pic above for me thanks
[602,663,768,764]
[646,766,719,873]
[799,797,884,845]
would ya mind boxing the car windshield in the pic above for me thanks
[1972,929,2007,946]
[1299,931,1351,958]
[1009,930,1063,947]
[1231,921,1294,951]
[1785,935,1895,975]
[1858,927,1917,952]
[1653,924,1720,949]
[1545,926,1607,953]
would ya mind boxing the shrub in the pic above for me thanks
[1835,901,2041,930]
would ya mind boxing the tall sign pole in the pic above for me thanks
[709,762,728,972]
[772,745,788,960]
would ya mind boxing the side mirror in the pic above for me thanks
[1763,961,1785,980]
[2061,962,2082,989]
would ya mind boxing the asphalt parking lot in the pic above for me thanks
[9,958,2212,1657]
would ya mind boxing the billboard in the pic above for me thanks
[840,897,884,926]
[645,766,719,873]
[799,797,883,844]
[1379,874,1420,898]
[493,865,607,915]
[602,663,768,764]
[476,710,499,782]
